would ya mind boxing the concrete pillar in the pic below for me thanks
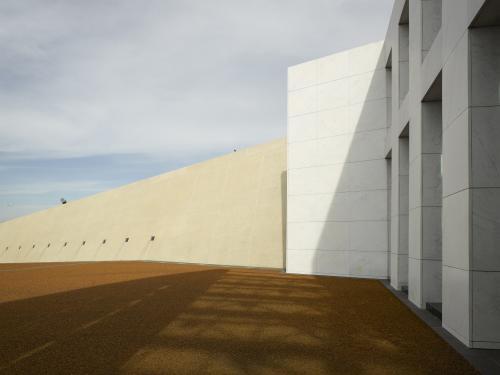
[390,143,400,289]
[467,25,500,349]
[442,2,473,348]
[390,1,410,290]
[409,100,442,308]
[402,0,444,311]
[442,2,500,348]
[392,135,409,290]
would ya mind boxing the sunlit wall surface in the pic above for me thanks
[0,140,286,269]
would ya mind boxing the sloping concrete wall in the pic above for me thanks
[0,139,286,269]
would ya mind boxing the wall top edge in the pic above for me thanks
[287,40,385,71]
[0,137,286,226]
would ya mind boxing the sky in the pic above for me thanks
[0,0,394,222]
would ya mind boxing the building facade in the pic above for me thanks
[287,0,500,349]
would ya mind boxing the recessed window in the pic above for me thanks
[102,239,107,244]
[398,0,409,104]
[150,235,155,241]
[125,237,130,243]
[421,0,442,61]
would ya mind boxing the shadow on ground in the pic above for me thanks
[0,262,476,374]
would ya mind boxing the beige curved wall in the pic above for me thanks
[0,139,286,268]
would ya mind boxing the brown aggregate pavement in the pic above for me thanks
[0,262,477,374]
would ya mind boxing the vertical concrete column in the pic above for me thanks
[467,26,500,349]
[390,1,410,290]
[407,0,424,308]
[410,102,442,308]
[387,158,392,271]
[392,136,409,290]
[386,63,393,272]
[399,136,410,289]
[442,3,500,347]
[442,18,472,349]
[390,142,400,289]
[407,0,444,311]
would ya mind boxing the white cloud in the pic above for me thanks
[0,0,394,220]
[0,0,393,158]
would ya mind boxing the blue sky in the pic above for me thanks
[0,0,393,221]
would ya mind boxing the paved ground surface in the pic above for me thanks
[0,262,477,374]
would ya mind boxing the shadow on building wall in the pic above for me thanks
[298,48,392,278]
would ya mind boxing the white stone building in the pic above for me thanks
[286,0,500,349]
